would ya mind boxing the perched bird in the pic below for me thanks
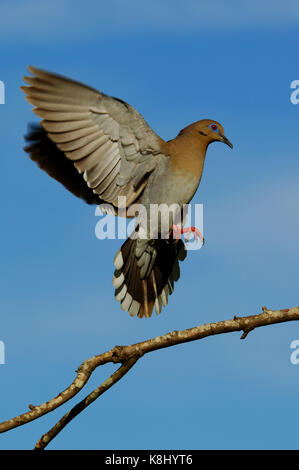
[22,66,232,318]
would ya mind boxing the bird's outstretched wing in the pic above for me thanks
[21,66,164,208]
[24,123,101,205]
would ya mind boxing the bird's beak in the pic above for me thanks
[219,133,233,149]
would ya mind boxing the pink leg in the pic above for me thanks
[171,224,182,240]
[171,225,204,245]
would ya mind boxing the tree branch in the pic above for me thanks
[0,305,298,447]
[34,356,138,450]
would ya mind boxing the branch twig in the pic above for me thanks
[0,305,298,447]
[34,356,138,450]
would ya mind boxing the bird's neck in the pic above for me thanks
[163,133,208,178]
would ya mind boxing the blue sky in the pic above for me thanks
[1,0,299,450]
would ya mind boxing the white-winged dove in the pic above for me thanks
[22,66,232,318]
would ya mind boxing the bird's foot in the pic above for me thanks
[171,225,204,245]
[182,226,205,245]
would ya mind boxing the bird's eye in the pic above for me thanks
[209,123,218,132]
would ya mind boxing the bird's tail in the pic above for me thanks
[113,235,187,318]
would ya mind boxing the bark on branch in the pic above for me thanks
[0,305,298,449]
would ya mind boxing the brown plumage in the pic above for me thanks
[22,66,233,318]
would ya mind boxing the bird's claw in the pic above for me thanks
[171,225,204,245]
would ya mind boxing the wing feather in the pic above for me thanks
[22,66,166,207]
[47,125,99,143]
[64,135,110,161]
[42,119,92,133]
[55,130,103,152]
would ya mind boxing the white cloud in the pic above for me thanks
[1,0,299,44]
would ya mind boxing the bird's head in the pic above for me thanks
[179,119,233,149]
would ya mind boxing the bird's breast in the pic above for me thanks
[142,158,200,207]
[138,162,200,239]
